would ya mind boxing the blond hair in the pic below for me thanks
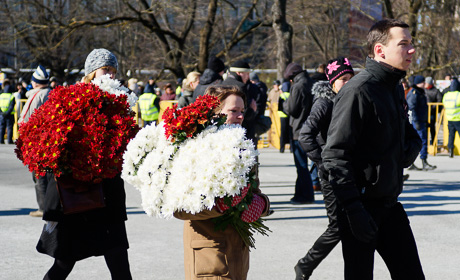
[80,66,117,84]
[183,71,201,91]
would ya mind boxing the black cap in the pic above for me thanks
[207,56,225,73]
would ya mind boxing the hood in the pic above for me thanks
[200,68,222,85]
[312,81,335,101]
[450,79,460,92]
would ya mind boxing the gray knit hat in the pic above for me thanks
[84,48,118,76]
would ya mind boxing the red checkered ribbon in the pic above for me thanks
[240,194,266,223]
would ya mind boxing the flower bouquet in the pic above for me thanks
[122,95,270,248]
[15,74,139,183]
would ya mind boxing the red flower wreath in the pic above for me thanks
[15,82,140,183]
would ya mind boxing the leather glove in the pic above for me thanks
[414,122,421,131]
[345,201,378,243]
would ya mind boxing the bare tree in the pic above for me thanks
[272,0,292,80]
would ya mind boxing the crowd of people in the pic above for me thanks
[1,17,460,280]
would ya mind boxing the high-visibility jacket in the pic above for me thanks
[278,91,290,118]
[139,93,159,121]
[0,93,15,115]
[443,91,460,121]
[176,86,182,96]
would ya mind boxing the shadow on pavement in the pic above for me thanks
[0,208,36,216]
[265,181,460,221]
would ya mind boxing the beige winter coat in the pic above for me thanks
[174,191,270,280]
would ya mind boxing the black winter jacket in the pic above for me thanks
[192,68,222,101]
[221,72,258,145]
[299,81,335,165]
[283,71,314,140]
[322,57,422,206]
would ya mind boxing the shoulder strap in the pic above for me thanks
[19,90,41,124]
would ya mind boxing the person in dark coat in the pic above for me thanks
[278,80,292,153]
[295,57,354,279]
[192,55,225,101]
[221,60,259,148]
[321,19,425,279]
[282,62,315,204]
[310,63,328,82]
[37,49,132,280]
[407,75,437,170]
[143,77,157,94]
[424,76,443,144]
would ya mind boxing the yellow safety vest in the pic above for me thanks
[443,91,460,121]
[139,93,159,121]
[176,86,182,96]
[278,91,290,118]
[0,93,15,115]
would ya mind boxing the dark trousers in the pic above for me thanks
[337,202,425,280]
[292,140,314,201]
[0,114,14,143]
[279,117,292,151]
[447,121,460,150]
[413,123,428,160]
[32,171,54,211]
[298,179,340,275]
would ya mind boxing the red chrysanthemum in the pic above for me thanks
[15,82,140,183]
[163,94,225,144]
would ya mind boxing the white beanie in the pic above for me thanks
[84,48,118,76]
[31,65,49,85]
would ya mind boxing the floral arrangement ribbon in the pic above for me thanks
[15,75,139,183]
[122,95,270,248]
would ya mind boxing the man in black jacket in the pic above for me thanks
[283,62,315,204]
[321,19,425,279]
[221,60,259,147]
[192,56,225,101]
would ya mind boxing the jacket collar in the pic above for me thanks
[293,71,309,83]
[366,57,406,88]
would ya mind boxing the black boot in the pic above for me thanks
[294,261,312,280]
[408,163,421,170]
[449,148,454,158]
[422,159,436,170]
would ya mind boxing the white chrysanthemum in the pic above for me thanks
[122,122,257,219]
[92,74,138,108]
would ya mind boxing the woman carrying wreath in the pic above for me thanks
[36,49,133,280]
[174,85,271,280]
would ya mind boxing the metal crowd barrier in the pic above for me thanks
[10,100,455,155]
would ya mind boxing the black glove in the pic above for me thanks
[414,122,421,131]
[345,201,378,243]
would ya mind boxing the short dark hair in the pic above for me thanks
[367,19,409,58]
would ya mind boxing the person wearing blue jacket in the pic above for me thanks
[406,75,437,170]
